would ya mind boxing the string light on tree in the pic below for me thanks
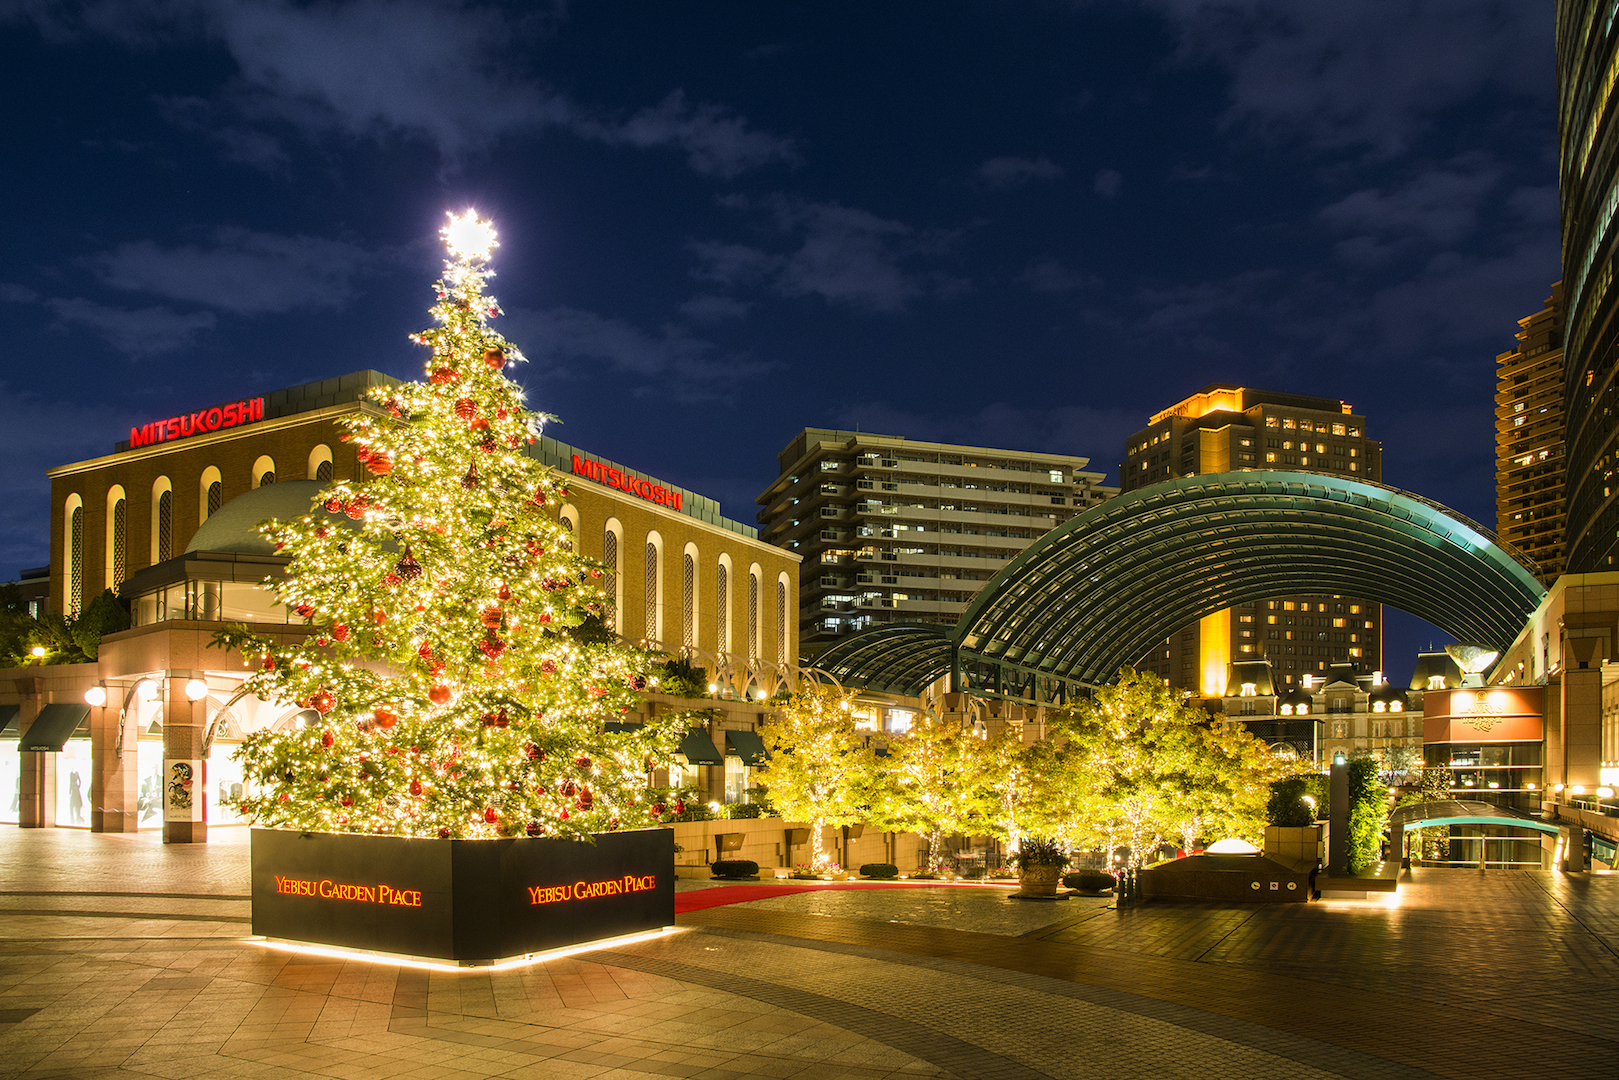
[220,211,692,841]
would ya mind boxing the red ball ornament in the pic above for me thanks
[651,803,665,816]
[355,446,373,463]
[314,526,330,539]
[261,655,275,671]
[454,397,477,420]
[673,800,686,815]
[470,417,489,432]
[296,603,314,618]
[366,454,393,475]
[484,347,505,370]
[429,366,458,385]
[540,660,557,675]
[483,807,499,824]
[331,623,349,642]
[410,779,423,796]
[525,822,544,837]
[578,789,593,811]
[382,572,402,587]
[417,641,434,660]
[311,689,336,714]
[320,730,334,748]
[480,605,502,628]
[438,827,451,839]
[374,707,397,729]
[341,797,353,808]
[575,756,592,770]
[428,685,452,705]
[531,485,547,506]
[372,609,387,624]
[344,499,366,520]
[323,496,343,512]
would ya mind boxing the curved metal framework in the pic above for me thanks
[819,472,1548,699]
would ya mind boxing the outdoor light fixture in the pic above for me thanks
[29,646,45,658]
[1572,785,1587,795]
[1390,700,1403,711]
[1600,787,1615,799]
[83,685,107,707]
[706,801,721,814]
[1488,781,1499,789]
[185,678,209,702]
[1555,783,1566,793]
[1301,794,1317,809]
[136,679,160,701]
[1333,751,1347,766]
[1279,704,1293,716]
[707,683,718,694]
[1527,782,1538,790]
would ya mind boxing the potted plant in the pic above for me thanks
[1010,837,1067,898]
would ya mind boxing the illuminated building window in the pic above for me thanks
[682,553,695,648]
[157,489,173,561]
[603,529,619,629]
[1428,675,1446,690]
[207,480,223,517]
[1332,424,1346,435]
[715,562,727,651]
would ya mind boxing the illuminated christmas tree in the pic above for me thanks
[223,211,684,840]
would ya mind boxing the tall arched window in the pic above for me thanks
[748,570,760,659]
[64,495,84,617]
[644,541,660,642]
[252,455,276,488]
[157,490,173,560]
[151,478,174,563]
[199,466,223,523]
[308,444,334,481]
[602,524,620,629]
[106,487,127,591]
[682,552,696,648]
[776,579,788,664]
[559,507,577,551]
[716,561,729,653]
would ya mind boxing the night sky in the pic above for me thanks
[0,2,1560,681]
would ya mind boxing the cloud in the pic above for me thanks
[1320,159,1501,248]
[975,155,1064,189]
[1144,1,1553,154]
[501,306,775,401]
[89,228,376,314]
[1092,168,1122,198]
[0,385,129,574]
[1019,258,1099,294]
[832,400,1138,484]
[583,90,799,179]
[42,297,218,357]
[9,0,794,174]
[679,295,750,321]
[695,198,954,311]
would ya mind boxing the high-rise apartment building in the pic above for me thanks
[1495,284,1566,583]
[1119,385,1383,694]
[757,429,1114,657]
[1557,1,1619,571]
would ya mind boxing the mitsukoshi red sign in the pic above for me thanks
[130,397,265,447]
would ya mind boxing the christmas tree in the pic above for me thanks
[222,211,686,840]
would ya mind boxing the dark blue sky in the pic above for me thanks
[0,1,1560,678]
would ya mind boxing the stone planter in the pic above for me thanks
[1016,862,1063,898]
[251,827,674,965]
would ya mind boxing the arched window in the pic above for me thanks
[716,560,729,653]
[308,444,333,481]
[106,487,127,591]
[644,540,660,642]
[199,466,223,523]
[157,490,173,560]
[64,495,84,617]
[748,569,760,659]
[559,506,578,551]
[602,523,621,630]
[682,551,696,648]
[151,477,173,563]
[252,455,276,488]
[776,578,788,664]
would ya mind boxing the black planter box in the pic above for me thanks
[251,827,675,964]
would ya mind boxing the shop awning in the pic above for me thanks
[725,729,770,765]
[21,704,90,752]
[678,728,723,765]
[604,720,644,733]
[0,704,18,738]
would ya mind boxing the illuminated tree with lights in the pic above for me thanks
[981,722,1066,859]
[1061,668,1296,866]
[221,211,684,840]
[874,713,995,873]
[756,682,875,870]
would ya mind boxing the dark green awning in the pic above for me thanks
[21,704,90,752]
[725,729,769,765]
[678,728,723,765]
[604,721,645,733]
[0,704,18,738]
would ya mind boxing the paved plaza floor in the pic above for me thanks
[2,829,1617,1079]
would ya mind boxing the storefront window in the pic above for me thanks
[723,756,748,804]
[54,741,93,827]
[137,740,164,828]
[210,744,249,825]
[0,742,19,825]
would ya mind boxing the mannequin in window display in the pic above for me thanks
[68,770,83,825]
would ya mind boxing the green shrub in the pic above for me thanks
[1062,869,1116,892]
[860,863,898,879]
[908,869,940,880]
[727,802,764,819]
[1346,756,1388,873]
[710,860,758,879]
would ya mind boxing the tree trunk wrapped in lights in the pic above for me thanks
[219,211,686,841]
[756,682,874,871]
[873,712,994,874]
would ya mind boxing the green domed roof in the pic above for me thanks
[186,480,340,555]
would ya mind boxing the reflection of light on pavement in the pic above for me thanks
[249,925,686,973]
